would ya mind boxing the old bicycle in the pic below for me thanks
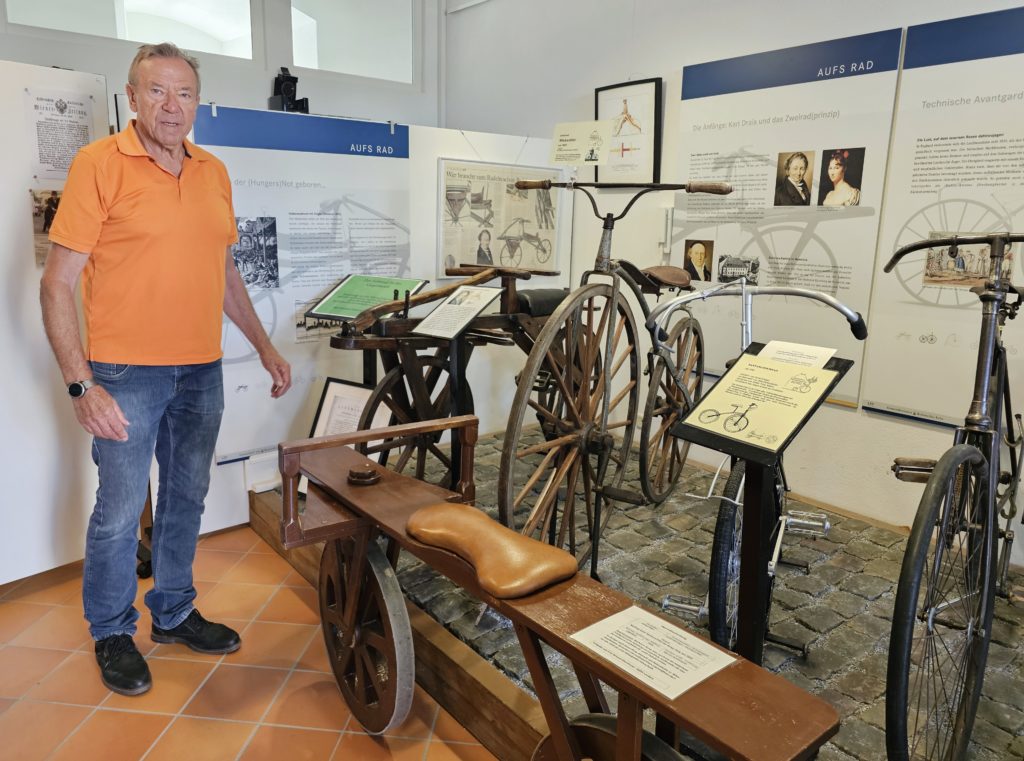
[646,277,868,655]
[497,216,554,266]
[883,234,1023,761]
[505,179,730,576]
[276,415,841,760]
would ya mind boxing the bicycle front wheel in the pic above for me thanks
[886,443,995,761]
[498,283,640,565]
[639,316,704,503]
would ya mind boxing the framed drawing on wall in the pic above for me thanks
[437,158,563,279]
[594,77,663,183]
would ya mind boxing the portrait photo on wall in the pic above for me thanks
[682,239,715,282]
[817,148,865,207]
[232,217,279,289]
[773,151,815,206]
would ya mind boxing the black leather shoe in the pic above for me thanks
[95,634,152,696]
[151,609,241,654]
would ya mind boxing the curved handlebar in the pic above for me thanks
[884,233,1024,273]
[514,180,733,195]
[647,280,868,348]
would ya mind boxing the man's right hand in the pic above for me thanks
[73,386,130,441]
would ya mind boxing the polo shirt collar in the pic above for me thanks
[116,120,211,162]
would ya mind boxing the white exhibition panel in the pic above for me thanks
[862,9,1024,425]
[674,31,902,402]
[192,106,568,528]
[1,61,109,584]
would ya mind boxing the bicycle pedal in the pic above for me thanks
[784,510,830,538]
[661,594,707,623]
[892,457,936,483]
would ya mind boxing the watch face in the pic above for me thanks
[68,382,85,398]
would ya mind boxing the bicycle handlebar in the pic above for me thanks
[514,180,733,195]
[646,280,868,350]
[884,233,1024,273]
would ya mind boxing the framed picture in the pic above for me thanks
[594,77,663,183]
[437,158,564,279]
[300,377,391,493]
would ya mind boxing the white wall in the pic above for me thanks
[0,0,440,129]
[444,0,1024,570]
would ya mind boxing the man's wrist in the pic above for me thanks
[67,379,96,398]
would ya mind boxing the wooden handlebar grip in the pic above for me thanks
[515,180,551,190]
[685,181,733,195]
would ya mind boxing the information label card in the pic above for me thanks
[570,606,735,700]
[687,353,837,452]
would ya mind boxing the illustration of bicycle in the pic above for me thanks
[786,373,817,393]
[698,402,757,432]
[496,217,552,267]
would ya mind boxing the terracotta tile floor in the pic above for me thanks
[0,526,497,761]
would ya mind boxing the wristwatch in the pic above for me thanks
[68,379,96,398]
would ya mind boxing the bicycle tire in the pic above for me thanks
[707,461,785,651]
[886,443,995,761]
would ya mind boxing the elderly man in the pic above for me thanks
[40,43,291,696]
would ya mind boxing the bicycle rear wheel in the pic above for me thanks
[707,461,785,651]
[886,443,995,761]
[639,316,703,503]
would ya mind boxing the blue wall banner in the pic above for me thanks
[681,29,902,100]
[193,105,409,158]
[904,6,1024,70]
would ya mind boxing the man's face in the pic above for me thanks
[787,157,807,183]
[689,244,706,265]
[127,57,199,152]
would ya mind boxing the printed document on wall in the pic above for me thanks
[676,30,902,401]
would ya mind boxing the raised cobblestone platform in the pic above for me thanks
[397,432,1024,760]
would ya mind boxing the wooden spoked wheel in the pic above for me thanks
[319,538,414,735]
[498,283,640,564]
[531,713,686,761]
[639,315,704,504]
[357,355,472,488]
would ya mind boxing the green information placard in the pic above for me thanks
[305,274,428,322]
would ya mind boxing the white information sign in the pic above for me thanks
[25,87,95,180]
[570,607,736,700]
[677,30,902,401]
[862,8,1024,424]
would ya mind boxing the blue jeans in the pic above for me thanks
[83,360,224,640]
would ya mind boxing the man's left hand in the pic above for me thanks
[260,347,292,398]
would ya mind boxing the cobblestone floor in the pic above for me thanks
[395,433,1024,760]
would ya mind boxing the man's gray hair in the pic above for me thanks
[128,43,201,93]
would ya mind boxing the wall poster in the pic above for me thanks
[675,30,902,402]
[595,77,662,183]
[438,159,561,276]
[862,7,1024,424]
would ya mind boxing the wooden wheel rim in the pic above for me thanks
[319,539,414,734]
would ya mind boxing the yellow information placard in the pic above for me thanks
[688,354,837,451]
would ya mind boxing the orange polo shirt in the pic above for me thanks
[49,120,237,364]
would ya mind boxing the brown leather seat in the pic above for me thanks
[642,265,691,289]
[406,503,577,599]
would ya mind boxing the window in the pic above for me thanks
[6,0,253,59]
[290,0,413,83]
